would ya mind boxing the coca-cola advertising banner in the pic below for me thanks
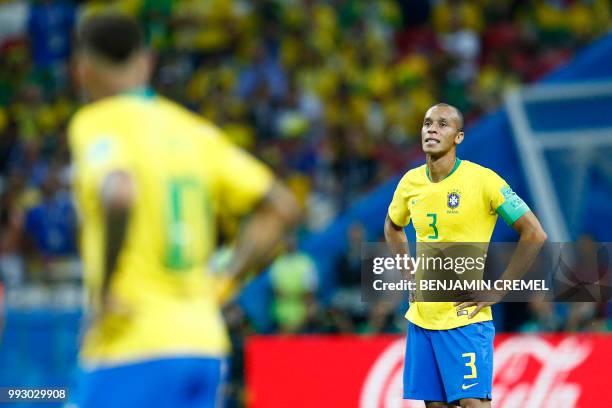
[245,334,612,408]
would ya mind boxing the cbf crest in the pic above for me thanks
[447,190,461,209]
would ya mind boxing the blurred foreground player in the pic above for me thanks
[69,14,299,408]
[384,103,547,407]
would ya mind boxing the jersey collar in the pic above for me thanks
[123,87,156,100]
[426,158,462,183]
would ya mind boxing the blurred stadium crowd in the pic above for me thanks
[0,0,610,401]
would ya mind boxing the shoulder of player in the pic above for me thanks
[459,160,500,179]
[69,100,107,130]
[68,101,111,147]
[396,164,426,187]
[156,97,229,143]
[68,97,134,140]
[403,164,426,180]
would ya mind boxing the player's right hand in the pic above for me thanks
[98,295,134,321]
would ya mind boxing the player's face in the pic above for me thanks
[421,106,464,157]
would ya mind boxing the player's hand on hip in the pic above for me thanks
[454,289,506,318]
[453,301,495,319]
[99,295,134,321]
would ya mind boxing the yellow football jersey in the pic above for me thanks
[69,89,273,367]
[388,159,529,330]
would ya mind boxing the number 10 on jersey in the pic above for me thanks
[165,178,211,270]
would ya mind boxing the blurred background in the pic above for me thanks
[0,0,610,407]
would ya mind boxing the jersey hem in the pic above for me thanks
[80,350,229,371]
[405,314,493,331]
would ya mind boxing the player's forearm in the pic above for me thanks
[226,210,286,279]
[226,183,301,280]
[384,215,408,245]
[499,221,548,282]
[384,215,414,300]
[102,206,130,298]
[101,171,135,301]
[500,238,545,283]
[384,215,410,260]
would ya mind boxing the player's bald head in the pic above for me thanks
[427,103,464,132]
[77,13,144,65]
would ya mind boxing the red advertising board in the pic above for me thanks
[246,334,612,408]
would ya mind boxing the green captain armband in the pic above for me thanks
[496,186,530,225]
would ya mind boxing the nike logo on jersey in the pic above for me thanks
[462,383,479,390]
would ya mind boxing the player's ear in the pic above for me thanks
[73,54,88,85]
[138,50,154,83]
[70,55,83,90]
[455,131,464,145]
[74,54,97,95]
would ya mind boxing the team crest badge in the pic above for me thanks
[447,191,460,209]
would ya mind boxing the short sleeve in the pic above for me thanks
[388,174,411,227]
[485,170,530,226]
[69,117,133,210]
[213,134,274,216]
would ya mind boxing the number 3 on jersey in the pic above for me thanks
[427,213,438,240]
[165,177,211,270]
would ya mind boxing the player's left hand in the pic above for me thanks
[454,289,507,318]
[453,301,496,318]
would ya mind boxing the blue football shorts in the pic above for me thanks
[76,356,227,408]
[403,320,494,404]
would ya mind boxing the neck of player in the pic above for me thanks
[87,54,151,101]
[93,75,148,101]
[427,152,456,183]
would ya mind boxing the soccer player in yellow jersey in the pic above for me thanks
[385,103,547,408]
[69,14,299,407]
